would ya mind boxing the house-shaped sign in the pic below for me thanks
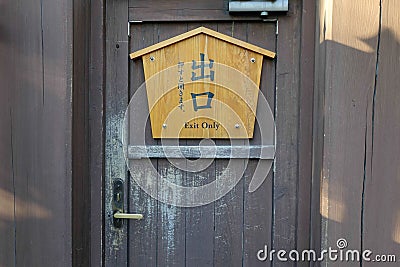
[130,27,275,139]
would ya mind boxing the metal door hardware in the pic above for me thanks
[112,179,143,228]
[114,213,143,220]
[229,1,289,13]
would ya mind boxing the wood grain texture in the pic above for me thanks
[140,34,264,138]
[72,0,91,265]
[129,21,277,267]
[104,0,129,265]
[0,9,15,264]
[127,145,275,159]
[363,1,400,265]
[297,1,316,265]
[184,22,216,267]
[155,24,188,267]
[128,23,160,267]
[213,22,246,267]
[243,22,276,267]
[0,0,73,265]
[89,0,105,265]
[272,1,303,266]
[313,2,328,266]
[128,0,265,22]
[316,0,380,266]
[116,2,313,266]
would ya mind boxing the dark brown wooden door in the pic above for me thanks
[104,0,318,266]
[123,22,276,267]
[104,1,316,266]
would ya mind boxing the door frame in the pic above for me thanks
[82,0,320,266]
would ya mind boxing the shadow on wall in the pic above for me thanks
[319,27,400,265]
[0,0,72,266]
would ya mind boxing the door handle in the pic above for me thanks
[112,179,143,228]
[114,212,143,220]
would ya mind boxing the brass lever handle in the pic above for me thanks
[113,212,143,220]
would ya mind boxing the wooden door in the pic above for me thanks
[108,21,276,267]
[104,1,316,267]
[128,22,276,267]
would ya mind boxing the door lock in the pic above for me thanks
[112,179,143,228]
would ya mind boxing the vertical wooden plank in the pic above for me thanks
[130,24,155,267]
[243,22,276,267]
[273,1,302,266]
[72,0,91,265]
[297,1,316,265]
[316,0,380,265]
[213,22,245,267]
[310,0,325,264]
[128,23,159,267]
[104,0,128,265]
[5,0,74,265]
[0,101,14,267]
[89,0,105,265]
[313,1,329,264]
[11,1,47,265]
[156,164,186,266]
[0,0,74,265]
[184,166,215,267]
[39,0,74,265]
[183,22,216,267]
[155,23,189,267]
[363,1,400,265]
[0,4,16,263]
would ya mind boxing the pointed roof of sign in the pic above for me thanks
[129,26,276,59]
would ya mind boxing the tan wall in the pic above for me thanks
[315,0,400,265]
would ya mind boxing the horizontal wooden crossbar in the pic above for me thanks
[127,145,275,159]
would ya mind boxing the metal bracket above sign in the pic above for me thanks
[127,145,275,160]
[229,0,289,12]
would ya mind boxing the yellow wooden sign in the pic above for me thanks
[130,27,275,139]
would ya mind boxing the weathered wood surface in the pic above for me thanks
[111,0,315,264]
[363,0,400,266]
[184,22,217,267]
[72,0,91,265]
[105,0,316,266]
[0,17,15,266]
[272,1,303,266]
[317,0,380,265]
[104,0,129,265]
[315,0,400,266]
[128,23,160,267]
[298,0,317,264]
[0,0,73,266]
[242,22,276,267]
[155,24,188,267]
[89,0,105,265]
[126,22,277,267]
[128,0,264,22]
[127,145,275,159]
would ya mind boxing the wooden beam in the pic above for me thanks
[127,145,275,159]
